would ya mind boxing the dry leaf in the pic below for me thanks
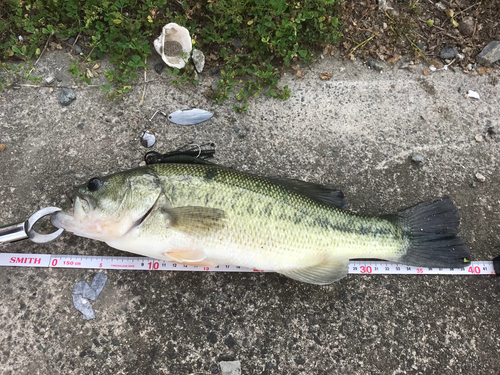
[296,70,304,78]
[86,68,94,78]
[93,63,100,70]
[320,72,333,81]
[391,84,395,88]
[322,44,337,56]
[49,42,62,50]
[445,9,454,18]
[291,65,299,71]
[0,144,5,152]
[387,54,402,64]
[477,67,486,75]
[431,60,442,68]
[423,70,430,76]
[486,68,492,74]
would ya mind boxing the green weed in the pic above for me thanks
[0,0,341,110]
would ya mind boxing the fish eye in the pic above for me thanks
[87,178,102,192]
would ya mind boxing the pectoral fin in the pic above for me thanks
[162,206,226,235]
[278,259,349,285]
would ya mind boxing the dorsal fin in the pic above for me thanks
[269,177,348,210]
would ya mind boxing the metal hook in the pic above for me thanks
[149,109,167,122]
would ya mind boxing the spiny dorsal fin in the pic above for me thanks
[162,206,226,235]
[269,177,348,210]
[278,259,349,285]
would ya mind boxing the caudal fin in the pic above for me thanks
[396,196,470,267]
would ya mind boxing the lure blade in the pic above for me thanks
[168,108,213,125]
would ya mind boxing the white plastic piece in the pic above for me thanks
[429,65,437,71]
[467,90,480,99]
[154,23,192,69]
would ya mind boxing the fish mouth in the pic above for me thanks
[63,190,95,220]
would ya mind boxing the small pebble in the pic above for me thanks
[220,361,241,375]
[440,46,458,60]
[459,17,475,36]
[210,66,221,75]
[475,135,483,142]
[411,154,425,164]
[368,61,384,71]
[45,76,55,84]
[60,88,76,106]
[0,144,5,152]
[74,44,83,55]
[475,173,486,182]
[192,49,205,73]
[154,62,165,75]
[416,43,427,51]
[234,125,240,133]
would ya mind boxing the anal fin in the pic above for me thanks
[278,259,349,285]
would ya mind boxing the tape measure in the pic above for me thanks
[1,252,498,276]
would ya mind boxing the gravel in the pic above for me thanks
[411,154,425,164]
[368,60,384,71]
[440,46,459,60]
[59,88,76,106]
[476,41,500,66]
[192,49,205,73]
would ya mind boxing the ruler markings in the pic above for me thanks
[0,253,496,275]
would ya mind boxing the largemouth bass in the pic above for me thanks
[52,160,470,284]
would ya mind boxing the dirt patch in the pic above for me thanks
[340,0,500,68]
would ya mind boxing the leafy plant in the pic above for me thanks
[0,0,341,110]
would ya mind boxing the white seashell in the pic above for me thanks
[154,23,192,69]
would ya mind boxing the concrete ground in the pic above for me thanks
[1,50,499,374]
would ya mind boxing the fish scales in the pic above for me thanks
[52,161,470,284]
[147,164,405,268]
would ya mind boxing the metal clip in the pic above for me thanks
[0,207,64,246]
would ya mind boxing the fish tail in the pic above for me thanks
[394,196,470,267]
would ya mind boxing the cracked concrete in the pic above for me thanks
[1,50,500,374]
